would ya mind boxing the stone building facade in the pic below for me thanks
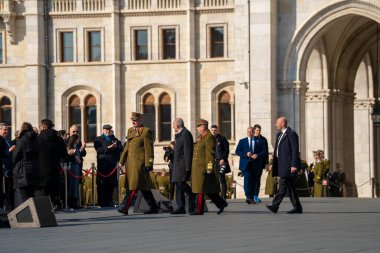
[1,0,379,197]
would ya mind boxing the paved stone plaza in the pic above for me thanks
[0,198,379,253]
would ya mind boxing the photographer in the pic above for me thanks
[163,141,175,200]
[210,125,231,199]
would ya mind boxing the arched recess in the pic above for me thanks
[0,88,16,139]
[62,85,101,142]
[282,1,380,196]
[136,83,175,143]
[211,81,235,141]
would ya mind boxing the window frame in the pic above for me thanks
[0,96,12,140]
[84,28,104,62]
[159,26,179,60]
[56,29,77,63]
[0,30,4,64]
[131,26,151,61]
[207,24,227,58]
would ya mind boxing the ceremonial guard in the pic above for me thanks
[118,112,159,215]
[312,151,325,197]
[191,119,228,215]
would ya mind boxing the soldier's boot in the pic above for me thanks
[118,190,136,215]
[190,193,204,215]
[141,190,159,214]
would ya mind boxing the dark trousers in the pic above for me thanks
[272,175,302,210]
[175,181,195,212]
[195,193,227,214]
[4,177,14,211]
[0,175,4,208]
[14,186,44,208]
[243,162,259,200]
[254,169,264,197]
[218,173,227,199]
[97,183,115,207]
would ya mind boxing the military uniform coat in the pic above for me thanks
[313,161,325,197]
[191,130,220,194]
[265,170,277,196]
[119,126,154,190]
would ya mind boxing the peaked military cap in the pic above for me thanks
[131,112,142,121]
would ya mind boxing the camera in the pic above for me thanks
[220,164,226,174]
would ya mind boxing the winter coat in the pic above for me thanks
[38,129,67,187]
[119,126,154,190]
[12,131,40,189]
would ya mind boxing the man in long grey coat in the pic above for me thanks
[171,118,195,214]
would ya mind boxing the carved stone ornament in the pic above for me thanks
[0,0,16,44]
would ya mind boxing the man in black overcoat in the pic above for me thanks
[266,116,303,214]
[38,119,67,209]
[171,118,195,214]
[94,124,123,207]
[210,125,230,199]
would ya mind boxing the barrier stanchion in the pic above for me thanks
[116,164,120,207]
[372,177,375,198]
[91,162,95,208]
[63,162,70,212]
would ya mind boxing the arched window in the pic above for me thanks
[85,95,97,142]
[218,91,231,139]
[69,95,82,137]
[159,93,171,141]
[143,93,156,137]
[0,96,12,139]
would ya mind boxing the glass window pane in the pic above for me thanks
[89,31,101,61]
[160,104,171,141]
[220,122,231,140]
[160,123,171,141]
[62,32,73,62]
[135,30,148,60]
[143,105,156,134]
[86,106,97,142]
[70,106,82,137]
[0,32,3,64]
[1,108,11,140]
[211,27,224,58]
[219,103,231,121]
[163,29,176,59]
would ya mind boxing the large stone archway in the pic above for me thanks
[280,1,380,197]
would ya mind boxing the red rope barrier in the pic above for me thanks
[66,167,91,179]
[96,166,118,178]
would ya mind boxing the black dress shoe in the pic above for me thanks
[287,208,302,214]
[117,208,128,215]
[246,199,252,204]
[265,204,278,214]
[171,208,186,214]
[217,202,228,215]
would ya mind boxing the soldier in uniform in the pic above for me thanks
[117,112,159,215]
[265,157,277,197]
[191,119,228,215]
[312,151,325,197]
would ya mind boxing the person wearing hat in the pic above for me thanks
[191,119,228,215]
[312,150,325,197]
[94,124,123,207]
[117,112,159,215]
[318,150,330,183]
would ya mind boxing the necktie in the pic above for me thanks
[276,132,284,157]
[251,138,255,153]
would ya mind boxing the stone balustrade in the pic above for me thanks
[51,0,107,12]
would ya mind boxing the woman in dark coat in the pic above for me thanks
[66,134,82,209]
[12,122,41,208]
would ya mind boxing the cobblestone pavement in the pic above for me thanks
[1,198,379,253]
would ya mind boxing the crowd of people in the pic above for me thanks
[1,114,346,216]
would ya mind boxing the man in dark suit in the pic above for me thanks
[171,118,195,214]
[210,124,230,199]
[251,124,269,203]
[236,127,267,204]
[94,124,123,207]
[266,117,303,214]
